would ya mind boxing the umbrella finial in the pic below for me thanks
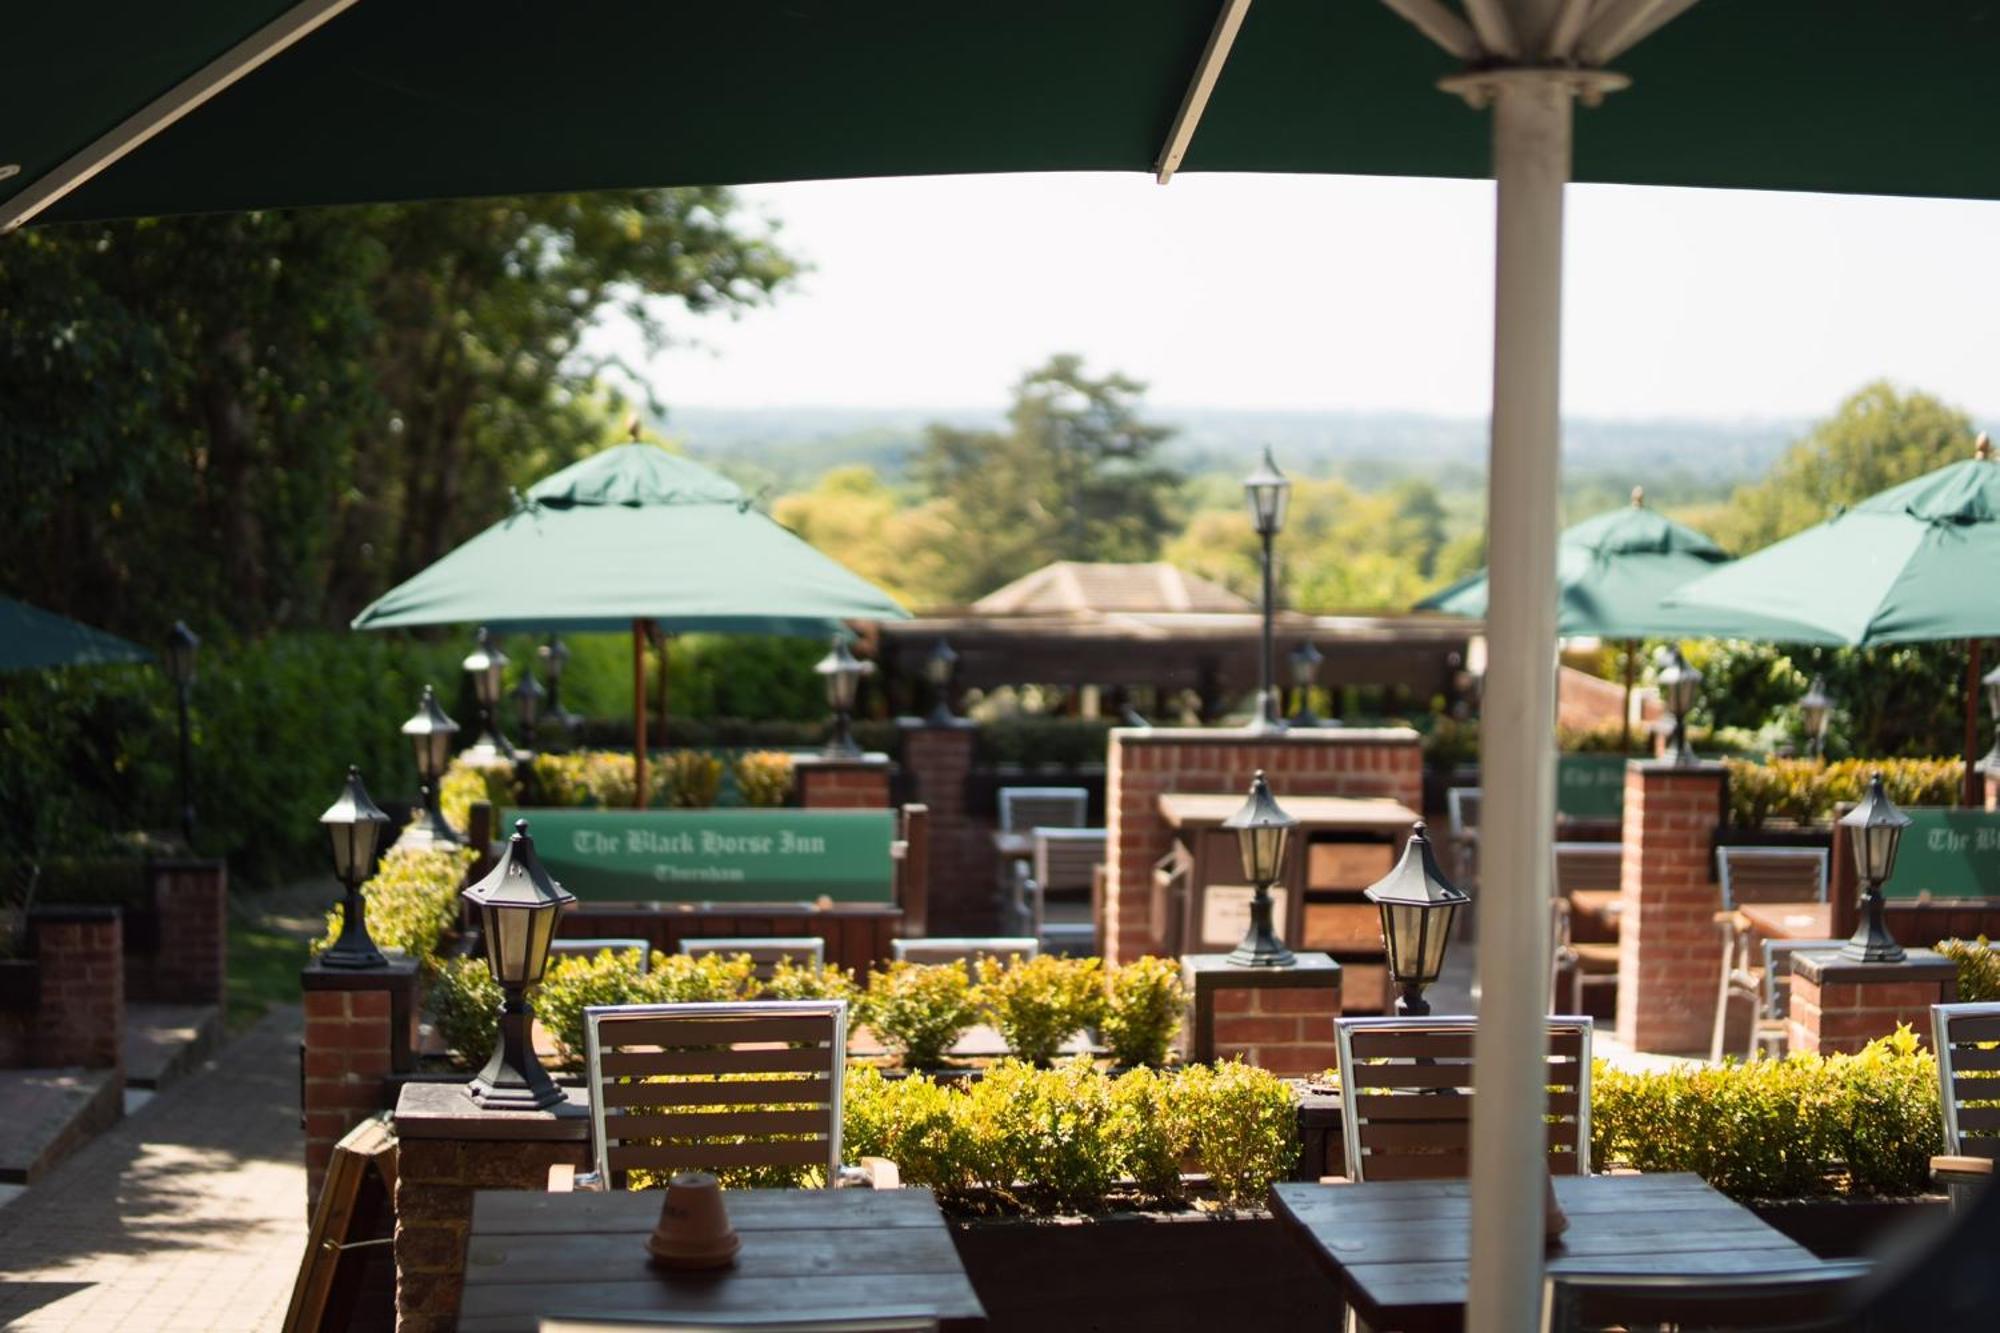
[625,412,643,443]
[1977,432,1992,461]
[1630,485,1645,507]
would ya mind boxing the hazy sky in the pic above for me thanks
[598,172,2000,422]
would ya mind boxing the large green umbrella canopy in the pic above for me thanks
[0,597,151,671]
[5,3,2000,230]
[350,444,908,635]
[1418,491,1822,641]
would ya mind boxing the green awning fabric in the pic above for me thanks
[1664,454,2000,647]
[0,597,152,671]
[1417,496,1827,642]
[8,2,2000,225]
[350,445,908,635]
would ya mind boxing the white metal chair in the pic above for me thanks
[890,936,1038,971]
[997,786,1088,834]
[552,999,895,1192]
[550,938,651,971]
[1010,827,1106,952]
[1444,786,1481,882]
[1930,1001,2000,1212]
[1710,846,1830,1061]
[1540,1265,1871,1333]
[679,935,825,980]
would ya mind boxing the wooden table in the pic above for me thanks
[459,1188,987,1331]
[1737,901,1834,942]
[1271,1174,1825,1333]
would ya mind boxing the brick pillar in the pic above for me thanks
[28,906,124,1072]
[794,755,894,810]
[301,957,419,1209]
[1614,760,1727,1056]
[393,1082,591,1333]
[1788,949,1959,1055]
[1184,954,1342,1076]
[900,719,991,933]
[148,859,228,1006]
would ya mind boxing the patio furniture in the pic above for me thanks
[1269,1174,1828,1333]
[1553,841,1622,937]
[679,936,825,980]
[1736,900,1835,943]
[1333,1015,1593,1182]
[997,787,1088,835]
[1008,827,1106,953]
[1444,787,1480,890]
[1540,1263,1871,1333]
[463,1188,985,1332]
[1732,937,1845,1061]
[552,1000,894,1192]
[1930,1001,2000,1213]
[890,937,1038,970]
[1550,900,1617,1024]
[1711,847,1830,1061]
[550,938,651,971]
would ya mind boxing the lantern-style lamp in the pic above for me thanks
[462,819,576,1110]
[815,635,873,758]
[319,766,392,969]
[1289,640,1325,726]
[164,620,201,849]
[1800,675,1835,761]
[512,669,547,744]
[1222,770,1298,968]
[462,627,513,758]
[1657,646,1702,766]
[1363,823,1470,1016]
[400,686,461,847]
[1242,448,1291,735]
[1982,662,2000,772]
[1839,773,1912,964]
[925,638,960,725]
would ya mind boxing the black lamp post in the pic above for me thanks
[816,635,872,759]
[1657,646,1702,767]
[1243,447,1291,734]
[319,766,391,969]
[925,638,960,725]
[462,627,512,759]
[401,686,461,847]
[462,819,575,1110]
[1288,640,1325,726]
[512,670,546,749]
[163,621,199,848]
[538,636,577,735]
[1982,662,2000,773]
[1364,822,1470,1016]
[1222,770,1298,968]
[1800,675,1835,761]
[1839,773,1912,964]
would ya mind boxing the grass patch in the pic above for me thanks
[227,911,309,1032]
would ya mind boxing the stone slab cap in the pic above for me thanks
[1791,947,1957,986]
[1631,759,1730,776]
[394,1079,590,1141]
[791,753,895,769]
[896,716,979,732]
[25,904,121,924]
[1184,952,1343,993]
[301,954,421,991]
[1115,727,1418,746]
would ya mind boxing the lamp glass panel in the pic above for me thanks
[484,903,532,985]
[1418,904,1457,983]
[1378,903,1415,981]
[1856,822,1903,884]
[827,669,858,710]
[329,821,366,883]
[522,903,563,985]
[1236,824,1289,884]
[1245,482,1290,535]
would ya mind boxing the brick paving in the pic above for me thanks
[0,1006,307,1331]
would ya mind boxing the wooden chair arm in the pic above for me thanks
[1316,1175,1352,1185]
[837,1157,902,1189]
[1932,1155,1994,1184]
[548,1163,576,1192]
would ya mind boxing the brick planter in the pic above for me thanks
[24,906,124,1072]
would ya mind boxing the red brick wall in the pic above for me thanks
[901,722,994,933]
[29,908,124,1072]
[1105,729,1424,966]
[1210,983,1341,1076]
[1787,953,1958,1056]
[301,959,418,1209]
[128,860,227,1007]
[796,758,893,810]
[1614,763,1727,1056]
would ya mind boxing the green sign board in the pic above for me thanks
[499,808,897,904]
[1881,809,2000,901]
[1556,754,1627,820]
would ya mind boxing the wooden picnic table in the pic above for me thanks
[1271,1173,1826,1333]
[459,1187,988,1332]
[1737,901,1834,943]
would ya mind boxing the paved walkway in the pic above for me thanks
[0,1007,308,1331]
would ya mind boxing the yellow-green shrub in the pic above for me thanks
[309,843,472,970]
[734,751,795,807]
[534,947,762,1068]
[440,759,517,829]
[843,1065,976,1198]
[760,957,858,1003]
[659,750,724,808]
[1591,1028,1941,1200]
[429,954,501,1069]
[964,1058,1123,1212]
[1937,937,2000,1003]
[1177,1060,1300,1208]
[1110,1064,1192,1202]
[859,960,981,1070]
[975,954,1106,1066]
[1101,956,1188,1068]
[1724,756,1965,828]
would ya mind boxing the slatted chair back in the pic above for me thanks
[890,936,1038,971]
[998,786,1088,834]
[1446,786,1481,841]
[1336,1016,1593,1182]
[1553,842,1622,897]
[1715,845,1828,911]
[1761,937,1844,1022]
[1541,1264,1871,1333]
[680,936,826,980]
[1033,828,1107,895]
[582,1000,848,1189]
[1932,1001,2000,1161]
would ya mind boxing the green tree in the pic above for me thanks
[911,355,1183,601]
[772,466,960,607]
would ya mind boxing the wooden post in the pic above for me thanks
[1967,639,1984,809]
[632,618,649,809]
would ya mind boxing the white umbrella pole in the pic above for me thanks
[1460,68,1573,1333]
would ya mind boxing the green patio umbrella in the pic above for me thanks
[352,442,907,804]
[0,597,151,672]
[1668,438,2000,798]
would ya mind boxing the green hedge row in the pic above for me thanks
[1723,756,1965,828]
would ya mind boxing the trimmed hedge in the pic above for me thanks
[308,843,472,971]
[1723,756,1964,828]
[440,748,797,822]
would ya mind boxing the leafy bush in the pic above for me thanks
[843,1065,976,1196]
[659,750,724,808]
[859,960,982,1070]
[733,751,795,807]
[760,957,857,1003]
[308,844,471,970]
[1101,956,1188,1067]
[1177,1060,1300,1208]
[430,954,502,1069]
[1591,1028,1941,1201]
[533,947,761,1068]
[1724,755,1965,827]
[975,954,1106,1066]
[1109,1064,1191,1201]
[964,1058,1125,1212]
[978,718,1114,768]
[440,759,518,829]
[1420,716,1479,768]
[1556,720,1644,755]
[1937,937,2000,1003]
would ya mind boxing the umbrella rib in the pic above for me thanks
[0,0,361,233]
[1155,0,1256,184]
